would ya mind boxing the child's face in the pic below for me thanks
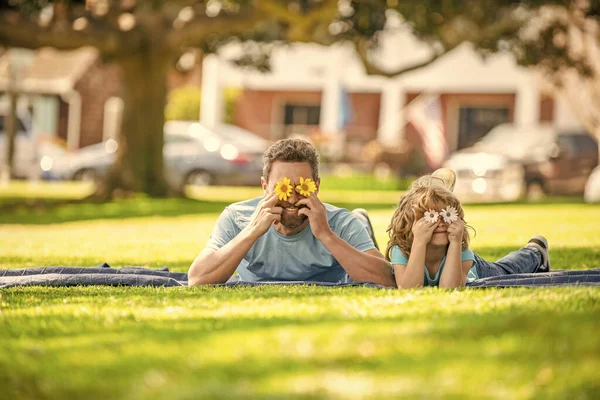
[429,218,450,246]
[415,202,456,246]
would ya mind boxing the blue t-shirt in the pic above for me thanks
[390,245,478,286]
[205,196,376,283]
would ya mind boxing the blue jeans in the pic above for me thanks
[474,247,542,278]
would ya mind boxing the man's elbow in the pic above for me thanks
[187,262,222,286]
[188,273,224,286]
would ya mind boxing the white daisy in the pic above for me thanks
[441,205,459,224]
[423,209,439,223]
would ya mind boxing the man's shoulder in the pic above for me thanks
[323,202,355,223]
[223,197,261,225]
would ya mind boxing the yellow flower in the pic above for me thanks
[275,177,293,201]
[296,177,317,197]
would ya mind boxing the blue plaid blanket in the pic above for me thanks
[1,264,599,289]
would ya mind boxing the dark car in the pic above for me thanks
[444,124,599,201]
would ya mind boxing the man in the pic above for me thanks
[188,138,395,286]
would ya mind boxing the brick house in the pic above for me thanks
[205,29,583,168]
[0,47,121,149]
[0,47,202,150]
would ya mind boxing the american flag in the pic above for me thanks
[406,95,448,169]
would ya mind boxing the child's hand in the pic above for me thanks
[447,219,465,244]
[412,217,437,245]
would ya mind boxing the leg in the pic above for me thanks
[352,208,379,250]
[474,247,543,278]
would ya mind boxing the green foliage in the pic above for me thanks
[165,86,241,124]
[321,173,414,191]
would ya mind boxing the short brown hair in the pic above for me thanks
[262,138,320,182]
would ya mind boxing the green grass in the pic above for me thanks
[0,182,599,399]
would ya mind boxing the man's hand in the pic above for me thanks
[411,216,437,246]
[246,193,282,238]
[296,192,332,241]
[447,218,465,244]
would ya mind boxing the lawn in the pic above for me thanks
[0,183,599,399]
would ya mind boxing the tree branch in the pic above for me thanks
[255,0,339,42]
[256,0,339,24]
[167,7,271,49]
[352,38,447,78]
[0,10,135,56]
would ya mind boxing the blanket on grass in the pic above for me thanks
[1,264,599,289]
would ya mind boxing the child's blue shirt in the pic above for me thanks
[390,246,478,286]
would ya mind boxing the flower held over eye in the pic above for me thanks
[440,205,458,223]
[296,177,317,197]
[275,177,293,201]
[423,209,439,223]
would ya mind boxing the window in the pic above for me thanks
[458,107,510,149]
[283,104,321,126]
[0,115,26,134]
[570,134,598,152]
[558,133,598,158]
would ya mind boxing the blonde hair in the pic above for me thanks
[385,175,473,261]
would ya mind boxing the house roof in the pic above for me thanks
[216,25,533,93]
[0,47,98,95]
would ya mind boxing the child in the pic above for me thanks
[385,170,550,288]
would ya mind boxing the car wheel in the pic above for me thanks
[186,170,214,187]
[526,180,545,201]
[73,169,98,182]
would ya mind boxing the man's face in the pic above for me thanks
[262,161,319,230]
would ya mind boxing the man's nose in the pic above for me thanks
[288,187,300,204]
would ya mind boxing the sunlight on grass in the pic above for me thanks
[2,202,599,270]
[187,185,405,205]
[0,181,94,199]
[1,287,598,399]
[1,190,600,399]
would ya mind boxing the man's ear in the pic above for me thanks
[316,178,321,193]
[261,177,268,193]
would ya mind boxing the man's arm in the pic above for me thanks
[296,195,394,287]
[188,194,282,286]
[318,234,395,286]
[189,229,260,286]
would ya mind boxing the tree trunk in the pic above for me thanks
[95,51,172,199]
[4,91,18,181]
[1,57,18,183]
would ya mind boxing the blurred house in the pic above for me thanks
[0,47,121,149]
[0,47,202,150]
[206,25,583,167]
[2,24,585,168]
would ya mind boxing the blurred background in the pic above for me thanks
[0,0,599,203]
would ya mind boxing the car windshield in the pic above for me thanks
[216,124,267,144]
[478,125,555,158]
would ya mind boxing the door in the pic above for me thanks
[457,106,510,150]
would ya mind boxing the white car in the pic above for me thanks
[42,122,270,190]
[444,124,598,202]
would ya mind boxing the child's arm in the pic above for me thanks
[439,219,471,288]
[395,217,436,288]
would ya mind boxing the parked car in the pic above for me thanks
[584,165,600,203]
[42,122,269,190]
[444,124,599,201]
